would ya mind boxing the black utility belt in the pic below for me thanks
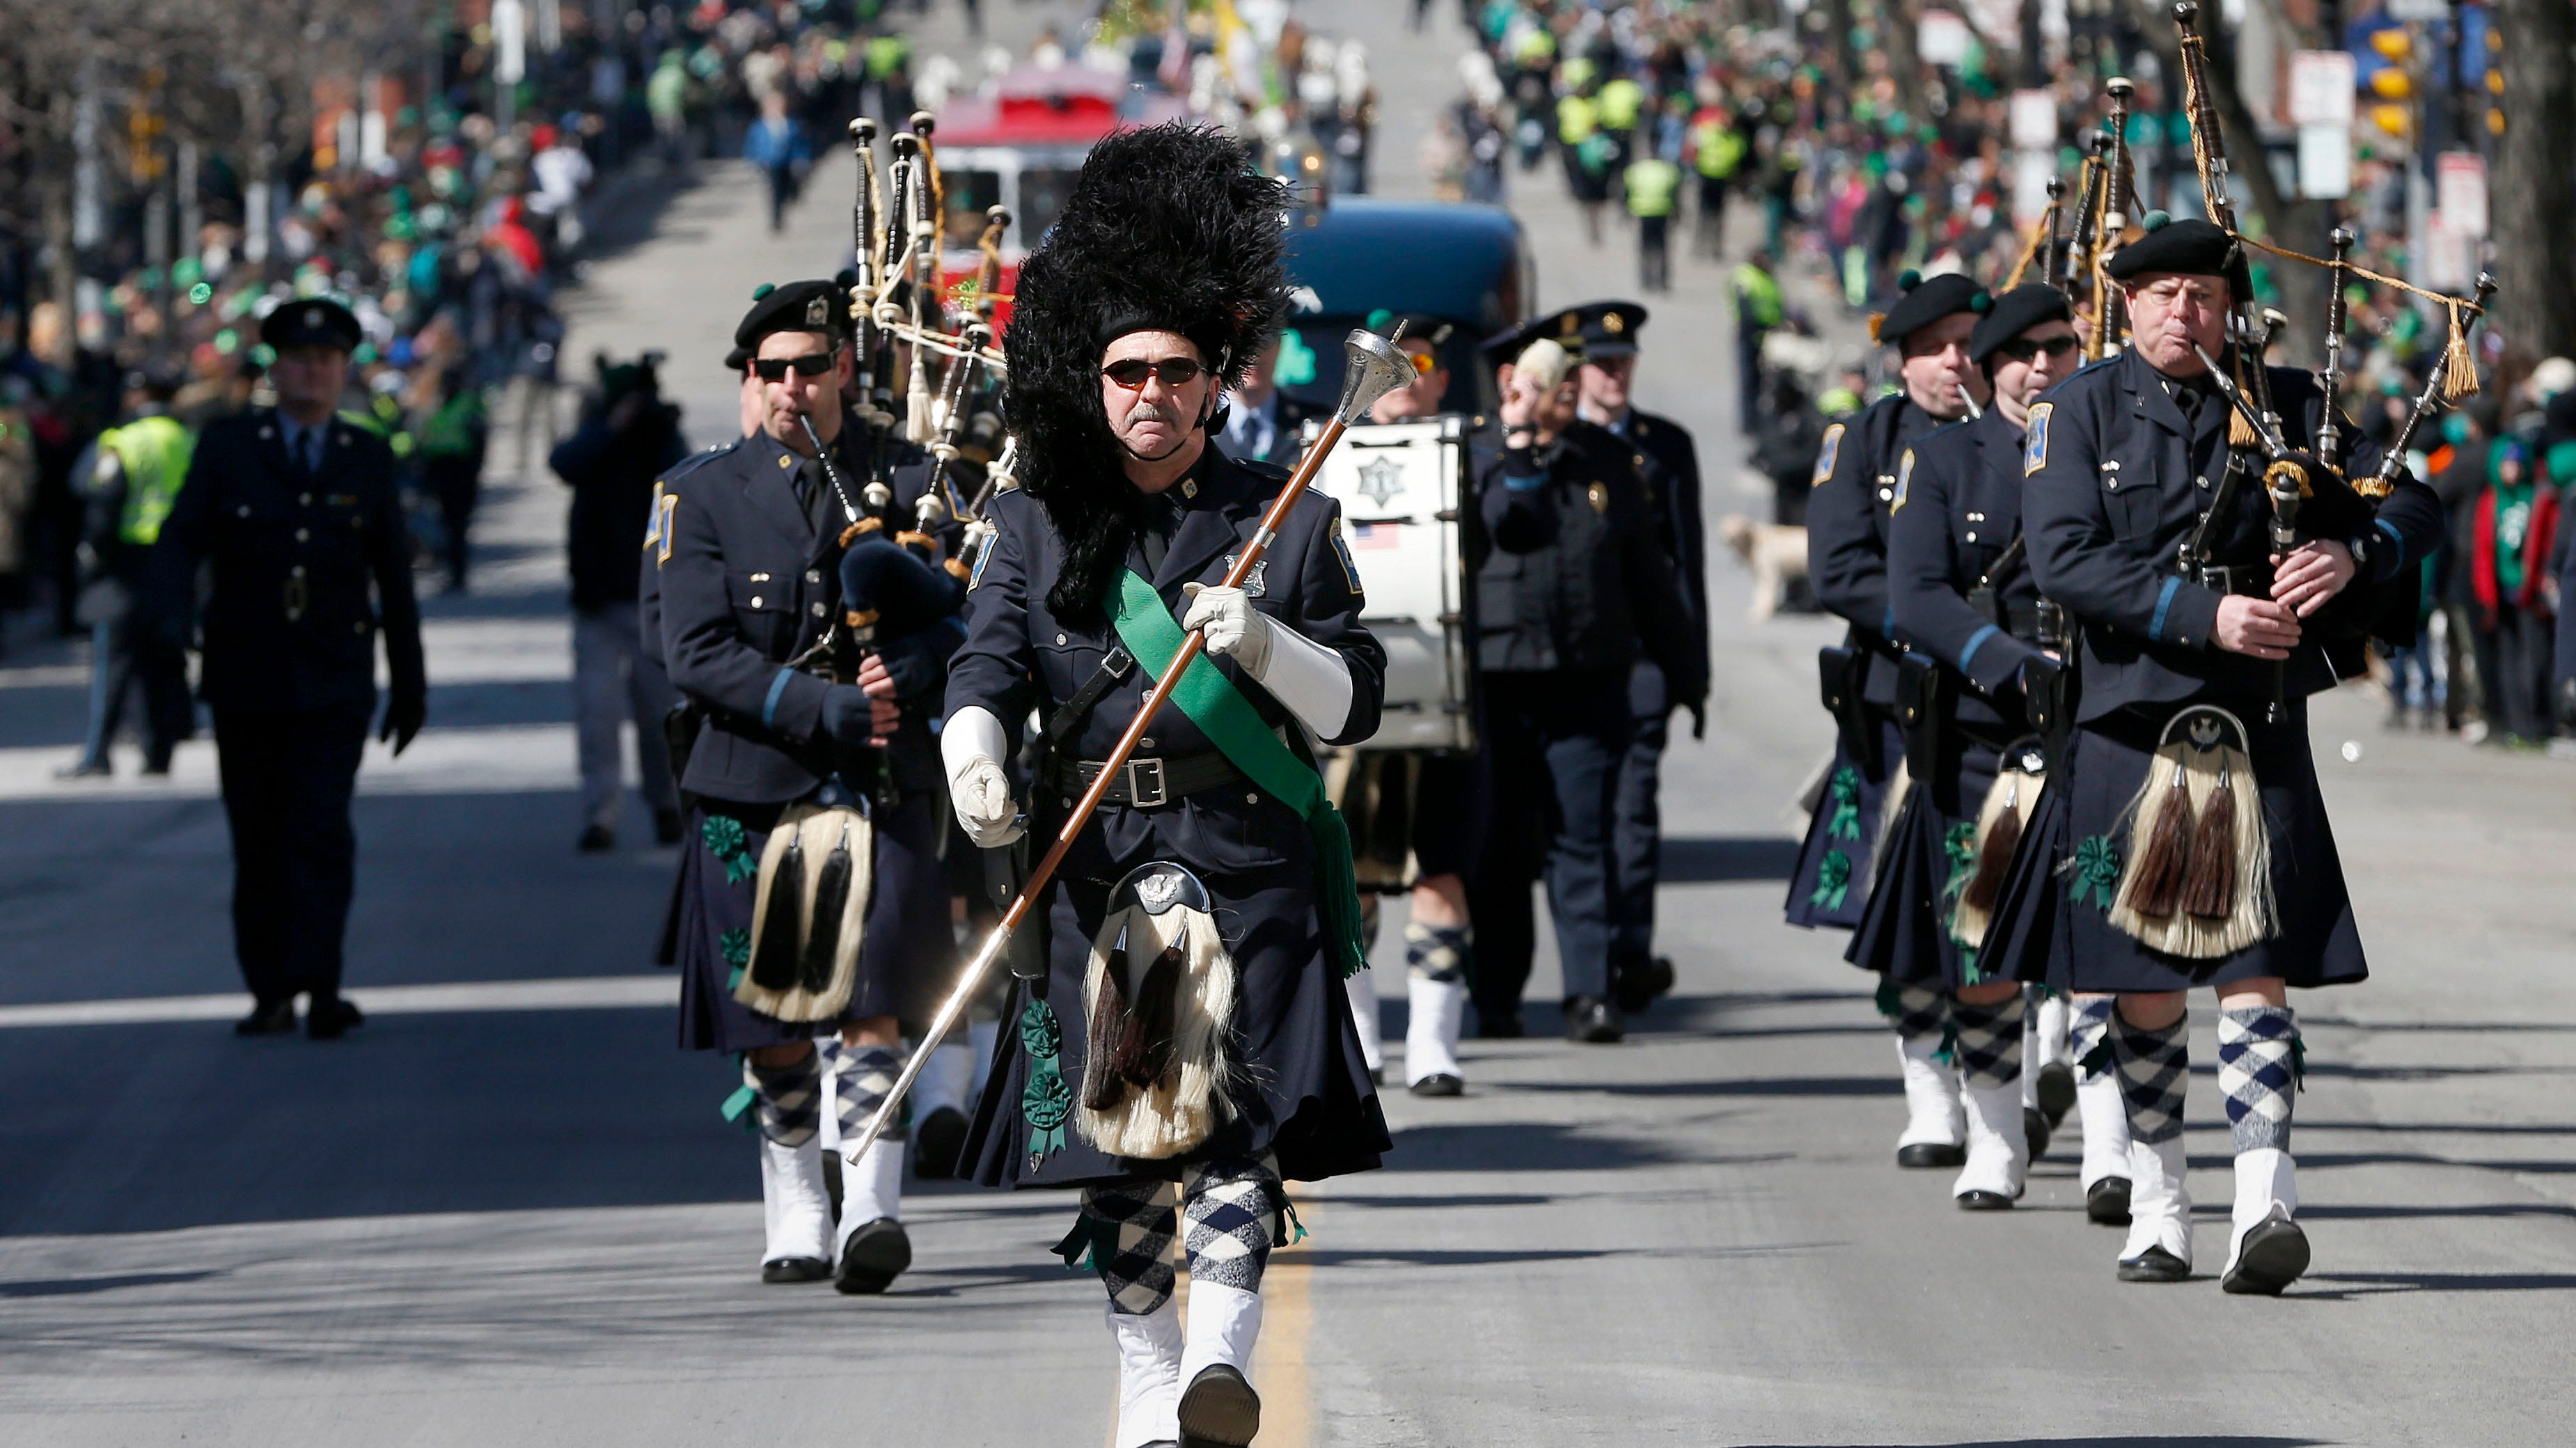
[1037,752,1247,809]
[2181,563,2272,599]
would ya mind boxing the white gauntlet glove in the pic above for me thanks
[1181,581,1356,739]
[939,706,1023,847]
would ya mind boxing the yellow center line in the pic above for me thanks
[1255,1191,1316,1448]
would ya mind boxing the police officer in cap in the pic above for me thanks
[1564,300,1709,1013]
[2022,216,2442,1292]
[655,278,955,1294]
[1468,308,1706,1044]
[146,297,427,1040]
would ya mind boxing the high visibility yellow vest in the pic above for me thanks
[1694,120,1748,179]
[1557,94,1599,145]
[100,415,194,547]
[1734,263,1785,329]
[1596,78,1644,132]
[1626,159,1682,218]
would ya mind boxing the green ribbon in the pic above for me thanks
[719,1052,759,1133]
[1019,996,1071,1166]
[1942,821,1982,979]
[1108,569,1368,979]
[1874,974,1903,1020]
[721,927,750,991]
[2073,833,2123,912]
[1813,840,1855,906]
[702,815,755,885]
[1811,849,1853,911]
[1825,766,1862,841]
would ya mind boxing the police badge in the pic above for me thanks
[1218,555,1269,597]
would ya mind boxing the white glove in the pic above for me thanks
[1180,581,1357,739]
[940,705,1023,847]
[1181,583,1273,675]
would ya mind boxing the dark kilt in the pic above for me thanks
[961,789,1391,1190]
[1847,727,2005,988]
[1985,773,2072,991]
[674,793,953,1053]
[1784,716,1905,930]
[2052,700,2368,993]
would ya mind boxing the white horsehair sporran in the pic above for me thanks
[2107,705,2276,958]
[736,802,874,1021]
[1077,860,1239,1159]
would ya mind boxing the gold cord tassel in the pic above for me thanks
[2442,301,2481,400]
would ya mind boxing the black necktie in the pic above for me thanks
[1138,494,1173,576]
[797,459,834,536]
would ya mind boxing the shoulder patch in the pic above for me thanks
[1328,513,1366,601]
[1812,423,1846,487]
[1892,449,1914,512]
[650,484,677,566]
[2024,403,2052,478]
[968,533,998,590]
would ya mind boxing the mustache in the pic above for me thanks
[1125,401,1183,426]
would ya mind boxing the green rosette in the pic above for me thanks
[1825,766,1862,840]
[1811,849,1853,911]
[1019,997,1071,1167]
[2073,833,2122,912]
[701,814,756,885]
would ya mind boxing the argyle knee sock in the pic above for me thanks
[744,1050,824,1148]
[1079,1178,1182,1317]
[830,1041,909,1144]
[2071,996,2118,1080]
[1181,1154,1284,1293]
[1948,993,2026,1090]
[2112,1009,2190,1145]
[1883,982,1948,1049]
[1405,922,1471,984]
[2217,1005,2299,1154]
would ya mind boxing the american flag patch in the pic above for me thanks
[1351,521,1404,551]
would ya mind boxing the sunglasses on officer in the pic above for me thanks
[1995,335,2080,363]
[752,353,838,381]
[1101,356,1207,390]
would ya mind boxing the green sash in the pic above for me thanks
[1108,569,1367,979]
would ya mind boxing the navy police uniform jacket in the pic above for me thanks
[145,408,424,713]
[949,444,1390,1188]
[2024,348,2443,723]
[1610,407,1711,688]
[1808,392,1949,706]
[1475,420,1707,701]
[1889,407,2046,729]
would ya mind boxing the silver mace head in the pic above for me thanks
[1335,329,1417,425]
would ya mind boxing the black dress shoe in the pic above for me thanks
[761,1256,831,1284]
[2023,1106,2052,1161]
[2034,1061,2076,1127]
[2086,1176,2133,1226]
[234,1000,297,1037]
[912,1105,970,1180]
[576,824,615,853]
[1473,1007,1523,1039]
[1176,1363,1261,1448]
[2221,1219,2310,1296]
[1409,1072,1463,1098]
[306,997,365,1040]
[1956,1189,2018,1211]
[1612,956,1675,1013]
[654,808,685,845]
[1896,1141,1966,1169]
[835,1218,912,1295]
[2116,1244,2192,1283]
[1562,996,1624,1044]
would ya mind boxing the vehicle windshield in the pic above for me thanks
[1018,168,1081,245]
[1274,318,1488,418]
[938,168,1002,248]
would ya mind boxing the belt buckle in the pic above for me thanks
[2197,565,2234,594]
[1125,757,1168,808]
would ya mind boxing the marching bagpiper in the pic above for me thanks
[944,125,1390,1448]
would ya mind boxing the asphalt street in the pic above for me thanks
[4,2,2573,1444]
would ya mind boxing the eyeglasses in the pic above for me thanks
[1101,357,1207,390]
[752,354,836,381]
[1403,347,1440,376]
[1996,335,2081,363]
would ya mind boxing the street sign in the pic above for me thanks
[2011,89,2059,150]
[2385,0,2449,21]
[1919,10,1973,67]
[2437,151,2488,238]
[2287,50,2356,128]
[2298,124,2352,199]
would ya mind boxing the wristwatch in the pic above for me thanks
[2345,530,2374,579]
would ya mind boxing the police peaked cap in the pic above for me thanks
[2105,214,2239,282]
[1872,270,1988,347]
[1372,311,1457,352]
[735,278,851,350]
[1969,284,2076,366]
[1564,300,1649,358]
[260,297,363,354]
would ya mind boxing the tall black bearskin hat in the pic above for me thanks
[1003,123,1291,623]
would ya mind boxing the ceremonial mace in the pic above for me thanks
[838,328,1421,1166]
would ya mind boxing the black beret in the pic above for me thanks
[1565,299,1648,358]
[1874,270,1988,347]
[1970,284,2076,365]
[735,279,849,351]
[259,297,363,354]
[1370,311,1457,352]
[2105,214,2238,282]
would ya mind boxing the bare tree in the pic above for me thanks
[2492,0,2576,365]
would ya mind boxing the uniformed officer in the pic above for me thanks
[943,125,1389,1448]
[2021,217,2442,1292]
[1566,301,1709,1015]
[1785,269,1988,1163]
[1467,313,1708,1045]
[63,368,196,779]
[144,298,427,1040]
[656,279,956,1294]
[1867,283,2084,1208]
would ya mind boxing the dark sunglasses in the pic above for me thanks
[1996,335,2081,363]
[751,353,837,381]
[1101,356,1207,390]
